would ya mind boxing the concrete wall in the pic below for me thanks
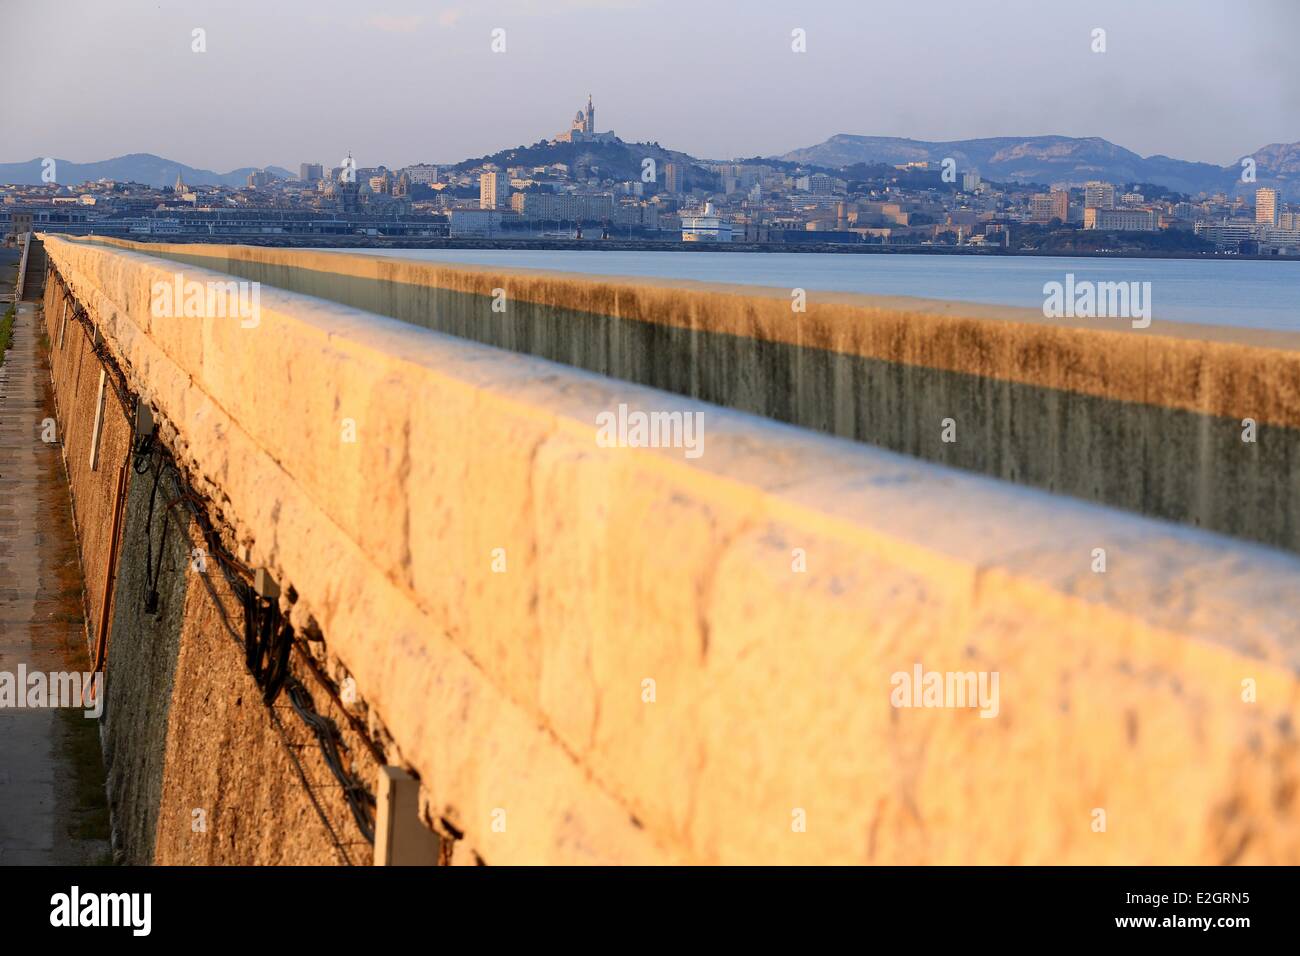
[40,234,1300,865]
[42,275,132,667]
[80,237,1300,555]
[42,269,385,865]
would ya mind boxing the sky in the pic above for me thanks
[4,0,1297,172]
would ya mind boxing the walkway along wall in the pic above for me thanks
[38,233,1300,865]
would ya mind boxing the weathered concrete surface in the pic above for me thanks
[0,287,110,864]
[143,490,384,866]
[44,273,175,861]
[42,273,382,866]
[82,237,1300,555]
[41,285,133,659]
[40,235,1300,865]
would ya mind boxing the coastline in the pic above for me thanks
[89,233,1300,262]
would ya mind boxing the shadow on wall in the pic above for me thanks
[140,250,1300,556]
[43,267,380,866]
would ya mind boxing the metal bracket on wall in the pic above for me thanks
[254,568,280,601]
[374,767,441,866]
[88,370,107,472]
[94,454,131,674]
[133,402,154,440]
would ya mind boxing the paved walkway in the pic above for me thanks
[0,266,111,864]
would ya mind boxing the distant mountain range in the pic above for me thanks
[777,135,1300,201]
[0,153,294,189]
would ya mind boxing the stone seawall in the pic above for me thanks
[79,237,1300,555]
[42,268,389,865]
[39,234,1300,865]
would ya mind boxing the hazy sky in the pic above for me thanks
[5,0,1297,171]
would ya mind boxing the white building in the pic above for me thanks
[1083,207,1157,231]
[1084,181,1116,210]
[1256,187,1279,227]
[450,209,503,238]
[1194,220,1258,248]
[806,173,841,195]
[1259,226,1300,253]
[479,172,505,210]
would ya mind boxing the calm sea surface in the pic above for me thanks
[323,248,1300,331]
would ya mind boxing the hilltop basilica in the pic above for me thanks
[553,95,618,145]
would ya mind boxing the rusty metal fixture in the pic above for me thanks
[93,456,130,672]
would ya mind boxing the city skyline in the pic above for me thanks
[6,0,1298,172]
[5,120,1300,189]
